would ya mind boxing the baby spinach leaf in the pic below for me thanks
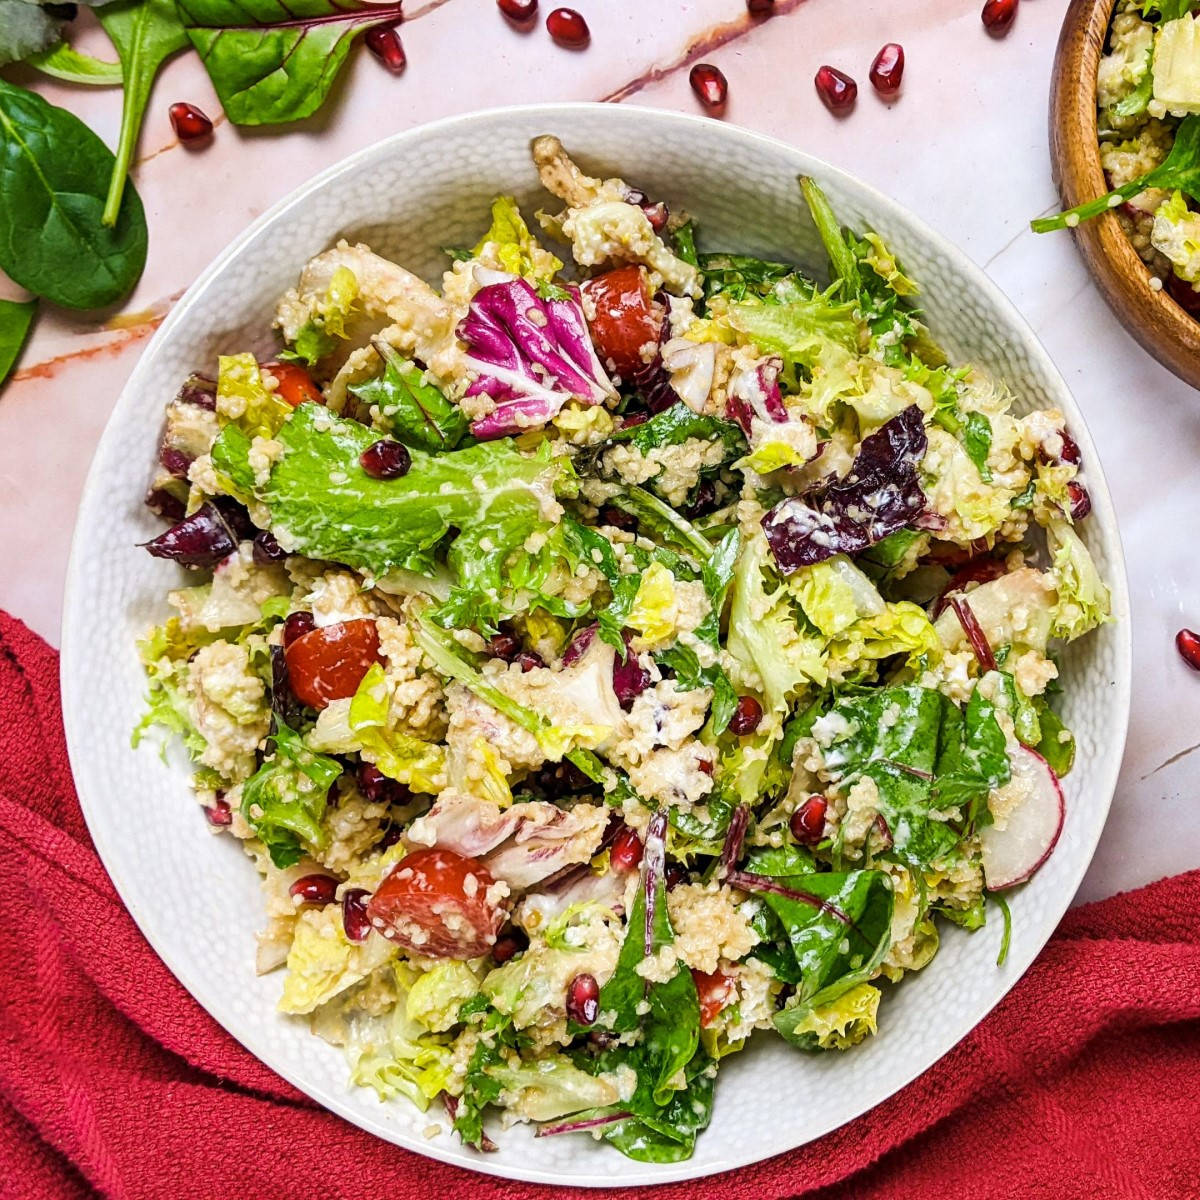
[962,411,993,482]
[596,880,672,1033]
[0,80,147,308]
[453,1008,516,1149]
[176,0,404,126]
[348,340,468,452]
[607,401,745,459]
[1032,697,1076,777]
[97,0,189,226]
[26,39,124,84]
[0,299,36,387]
[934,688,1010,825]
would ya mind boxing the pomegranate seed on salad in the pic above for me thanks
[815,65,857,113]
[869,43,905,95]
[981,0,1017,35]
[1177,629,1200,672]
[689,63,729,113]
[546,7,588,46]
[365,25,407,73]
[132,135,1112,1161]
[168,102,212,144]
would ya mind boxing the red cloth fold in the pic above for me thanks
[1,608,1197,1200]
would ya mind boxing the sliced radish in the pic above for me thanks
[980,745,1065,891]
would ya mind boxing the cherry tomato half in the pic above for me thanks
[580,265,664,379]
[691,968,736,1028]
[263,361,323,407]
[283,618,381,709]
[366,847,507,958]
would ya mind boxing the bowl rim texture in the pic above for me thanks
[1050,0,1200,388]
[60,102,1133,1187]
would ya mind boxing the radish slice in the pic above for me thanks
[980,745,1065,891]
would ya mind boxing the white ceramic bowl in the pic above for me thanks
[61,103,1132,1187]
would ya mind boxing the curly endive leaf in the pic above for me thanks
[176,0,405,125]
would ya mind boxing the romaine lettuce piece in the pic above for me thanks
[278,909,395,1015]
[1046,514,1111,640]
[284,264,359,366]
[215,352,292,439]
[406,960,482,1033]
[487,1055,627,1123]
[471,195,563,282]
[347,663,445,793]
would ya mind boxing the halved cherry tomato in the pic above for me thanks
[283,618,381,709]
[580,265,663,378]
[366,847,507,958]
[262,361,323,407]
[691,968,736,1028]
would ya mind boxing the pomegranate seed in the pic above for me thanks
[610,825,644,872]
[746,0,774,13]
[790,796,828,845]
[169,102,212,145]
[516,651,545,672]
[641,201,669,232]
[282,611,316,647]
[1057,431,1082,466]
[290,874,338,906]
[698,757,714,776]
[342,888,372,942]
[357,761,389,801]
[1167,272,1200,314]
[815,65,857,113]
[566,973,600,1024]
[728,695,763,736]
[981,0,1017,35]
[498,0,537,18]
[1177,629,1200,672]
[1067,481,1092,521]
[487,632,521,661]
[253,529,287,565]
[491,927,528,963]
[365,25,406,73]
[684,478,717,518]
[689,63,728,113]
[664,863,688,890]
[600,504,638,531]
[546,7,588,46]
[360,438,412,479]
[869,43,904,95]
[204,798,232,827]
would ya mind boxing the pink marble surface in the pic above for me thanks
[3,0,1198,902]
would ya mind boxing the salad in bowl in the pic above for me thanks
[133,136,1111,1163]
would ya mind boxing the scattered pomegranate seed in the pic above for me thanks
[487,632,521,661]
[981,0,1017,35]
[204,798,232,827]
[869,43,904,95]
[342,888,372,942]
[566,973,600,1024]
[253,529,287,565]
[497,0,537,19]
[290,874,338,906]
[491,928,528,963]
[546,7,588,46]
[815,65,857,113]
[1166,273,1200,314]
[365,25,407,73]
[1066,480,1092,521]
[664,863,688,890]
[728,695,763,736]
[698,757,714,776]
[641,201,669,232]
[357,762,389,801]
[1057,430,1082,465]
[1177,629,1200,672]
[746,0,774,13]
[282,611,316,647]
[610,825,644,872]
[790,796,828,845]
[169,102,212,145]
[516,651,545,672]
[689,62,728,113]
[360,438,412,479]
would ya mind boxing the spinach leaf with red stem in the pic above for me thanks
[1032,113,1200,233]
[176,0,406,126]
[97,0,190,228]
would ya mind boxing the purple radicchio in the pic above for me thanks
[725,356,788,434]
[762,403,928,573]
[459,277,617,438]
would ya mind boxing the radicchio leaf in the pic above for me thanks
[762,404,927,573]
[725,356,787,434]
[460,278,616,438]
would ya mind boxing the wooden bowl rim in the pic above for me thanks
[1050,0,1200,389]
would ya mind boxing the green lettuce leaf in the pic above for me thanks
[348,663,445,793]
[778,980,881,1050]
[1046,513,1111,640]
[471,194,562,281]
[284,263,358,366]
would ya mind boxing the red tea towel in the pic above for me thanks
[1,607,1198,1200]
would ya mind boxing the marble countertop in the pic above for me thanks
[2,0,1197,903]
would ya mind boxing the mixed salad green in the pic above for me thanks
[136,136,1110,1161]
[1035,0,1200,308]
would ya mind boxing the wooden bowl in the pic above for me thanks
[1050,0,1200,388]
